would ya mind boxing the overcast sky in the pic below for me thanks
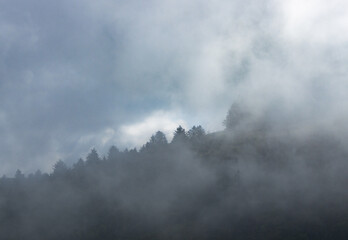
[1,0,348,174]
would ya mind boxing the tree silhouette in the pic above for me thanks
[73,158,85,170]
[1,106,348,240]
[86,148,100,166]
[141,131,168,152]
[52,160,68,177]
[171,125,188,144]
[223,103,248,130]
[15,169,25,180]
[152,131,168,145]
[187,125,206,149]
[107,146,120,161]
[187,125,206,140]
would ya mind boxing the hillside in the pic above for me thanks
[1,123,348,239]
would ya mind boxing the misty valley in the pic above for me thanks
[1,105,348,240]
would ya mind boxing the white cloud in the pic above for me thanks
[118,110,187,148]
[1,0,348,174]
[276,0,348,44]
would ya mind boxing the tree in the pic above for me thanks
[152,131,168,145]
[15,169,25,180]
[73,158,85,170]
[107,145,120,161]
[187,125,206,140]
[223,103,248,130]
[171,125,188,144]
[86,148,100,166]
[187,125,206,148]
[129,148,138,154]
[52,160,68,177]
[141,131,168,152]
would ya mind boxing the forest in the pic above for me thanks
[1,104,348,240]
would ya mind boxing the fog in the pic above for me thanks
[1,0,347,174]
[1,0,348,239]
[1,112,348,239]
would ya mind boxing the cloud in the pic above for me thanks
[0,0,348,174]
[118,110,187,148]
[276,0,348,44]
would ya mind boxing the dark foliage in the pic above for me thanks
[1,114,348,240]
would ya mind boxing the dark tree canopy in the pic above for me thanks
[1,107,348,240]
[52,160,68,177]
[151,131,168,145]
[171,125,188,144]
[73,158,85,169]
[86,148,100,165]
[15,169,24,180]
[107,145,120,161]
[187,125,206,149]
[223,103,248,130]
[141,131,168,152]
[188,125,206,140]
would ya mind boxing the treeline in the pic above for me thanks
[1,106,348,239]
[4,124,207,180]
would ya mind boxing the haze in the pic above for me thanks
[1,0,348,175]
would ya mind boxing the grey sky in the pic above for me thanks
[1,0,348,174]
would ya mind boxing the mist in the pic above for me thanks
[0,0,346,174]
[1,116,348,239]
[1,0,348,239]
